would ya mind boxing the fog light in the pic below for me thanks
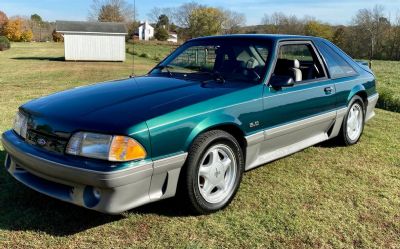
[83,186,101,208]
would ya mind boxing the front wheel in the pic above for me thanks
[338,96,365,146]
[180,130,244,214]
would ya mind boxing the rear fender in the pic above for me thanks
[347,85,367,105]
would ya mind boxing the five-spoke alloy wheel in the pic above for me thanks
[198,144,237,204]
[339,95,365,145]
[180,130,244,214]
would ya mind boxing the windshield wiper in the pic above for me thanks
[154,65,173,77]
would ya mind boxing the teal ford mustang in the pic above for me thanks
[2,35,378,214]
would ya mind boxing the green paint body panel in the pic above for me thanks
[7,35,377,170]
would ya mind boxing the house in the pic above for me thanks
[138,21,154,41]
[167,32,178,43]
[56,20,127,61]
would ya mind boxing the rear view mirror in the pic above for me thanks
[269,75,294,89]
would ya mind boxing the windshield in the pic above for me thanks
[150,39,272,83]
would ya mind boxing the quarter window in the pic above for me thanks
[316,41,357,79]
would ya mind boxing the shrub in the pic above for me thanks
[3,18,23,41]
[154,26,169,41]
[153,55,161,61]
[20,30,33,42]
[377,87,400,113]
[0,36,10,51]
[140,53,150,58]
[52,29,63,42]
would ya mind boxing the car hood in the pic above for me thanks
[21,76,249,134]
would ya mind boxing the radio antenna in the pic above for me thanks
[130,0,136,77]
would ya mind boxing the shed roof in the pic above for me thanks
[56,20,127,34]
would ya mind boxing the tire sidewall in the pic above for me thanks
[185,131,244,213]
[343,96,365,145]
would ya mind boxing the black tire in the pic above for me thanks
[179,130,244,214]
[337,95,365,146]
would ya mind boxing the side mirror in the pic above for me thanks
[269,75,294,89]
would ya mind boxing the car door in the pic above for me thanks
[246,40,337,169]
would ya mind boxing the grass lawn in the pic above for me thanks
[0,43,399,248]
[373,60,400,112]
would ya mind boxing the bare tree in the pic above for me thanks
[353,5,389,59]
[262,12,306,34]
[173,2,203,28]
[0,10,8,35]
[222,9,246,34]
[147,7,174,23]
[88,0,136,22]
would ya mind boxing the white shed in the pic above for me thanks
[138,21,154,41]
[56,21,127,61]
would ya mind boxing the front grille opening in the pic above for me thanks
[26,129,68,155]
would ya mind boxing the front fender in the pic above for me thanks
[183,114,242,150]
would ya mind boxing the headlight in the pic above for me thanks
[66,132,147,162]
[13,112,28,139]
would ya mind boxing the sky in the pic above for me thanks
[1,0,400,26]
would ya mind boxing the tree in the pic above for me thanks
[187,7,225,38]
[30,14,42,23]
[0,11,7,26]
[126,20,140,40]
[98,4,124,22]
[222,10,246,34]
[304,20,333,40]
[3,17,33,42]
[157,14,169,28]
[3,18,23,41]
[174,2,202,28]
[353,5,389,59]
[30,14,44,41]
[333,26,346,48]
[0,11,8,35]
[154,14,170,41]
[261,12,306,35]
[147,7,174,24]
[52,29,63,42]
[89,0,135,22]
[20,30,33,42]
[154,26,169,41]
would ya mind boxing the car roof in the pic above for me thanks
[190,34,318,42]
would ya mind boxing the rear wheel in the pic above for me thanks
[181,130,244,214]
[338,96,365,146]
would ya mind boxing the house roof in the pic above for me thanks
[56,20,127,34]
[138,21,153,30]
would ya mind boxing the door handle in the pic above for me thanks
[324,86,334,94]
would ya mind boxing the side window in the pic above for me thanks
[273,43,325,83]
[316,41,357,79]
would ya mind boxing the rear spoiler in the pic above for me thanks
[355,60,374,75]
[355,60,371,68]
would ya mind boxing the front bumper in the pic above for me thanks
[2,130,187,214]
